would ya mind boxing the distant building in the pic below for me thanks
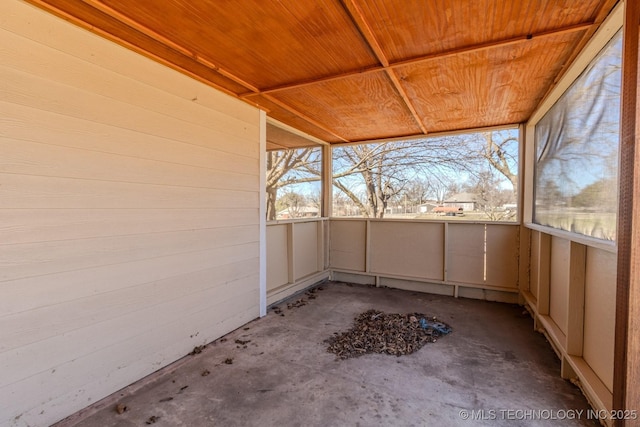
[444,192,479,212]
[418,202,441,213]
[276,206,319,219]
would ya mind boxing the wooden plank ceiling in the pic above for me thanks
[27,0,618,146]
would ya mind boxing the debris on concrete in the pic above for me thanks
[235,338,250,349]
[325,309,452,359]
[287,298,307,309]
[305,286,323,300]
[270,286,325,316]
[115,403,128,414]
[188,345,205,356]
[145,415,160,424]
[224,358,233,365]
[201,370,210,377]
[158,397,173,403]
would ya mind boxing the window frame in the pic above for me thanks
[523,4,623,252]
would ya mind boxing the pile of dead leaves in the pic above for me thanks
[325,309,451,359]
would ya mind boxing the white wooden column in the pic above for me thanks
[259,110,267,317]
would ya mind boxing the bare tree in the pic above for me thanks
[332,137,478,218]
[482,132,518,195]
[433,177,462,204]
[307,190,322,213]
[266,131,520,221]
[403,178,432,206]
[266,148,320,220]
[464,169,516,221]
[277,191,305,218]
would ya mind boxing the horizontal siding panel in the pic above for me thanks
[1,208,257,245]
[0,242,258,316]
[9,300,259,426]
[0,65,258,158]
[0,138,258,191]
[0,275,258,389]
[0,286,259,423]
[0,26,260,148]
[0,174,258,209]
[2,101,258,175]
[0,258,258,356]
[0,225,258,282]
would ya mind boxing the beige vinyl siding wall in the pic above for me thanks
[0,1,261,426]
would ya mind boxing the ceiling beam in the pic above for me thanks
[338,123,519,147]
[261,94,350,143]
[390,22,593,69]
[81,0,261,94]
[341,0,429,135]
[239,65,384,98]
[341,0,389,68]
[384,71,429,134]
[24,0,247,100]
[252,21,593,98]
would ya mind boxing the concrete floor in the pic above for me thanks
[58,282,598,427]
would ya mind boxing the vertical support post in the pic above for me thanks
[322,144,333,218]
[443,222,450,290]
[324,219,330,270]
[287,222,295,284]
[566,242,586,357]
[537,233,551,316]
[523,124,536,224]
[316,219,324,272]
[614,1,640,421]
[517,124,531,302]
[365,219,371,273]
[517,124,525,221]
[518,226,531,302]
[322,146,332,275]
[561,356,578,381]
[259,110,267,317]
